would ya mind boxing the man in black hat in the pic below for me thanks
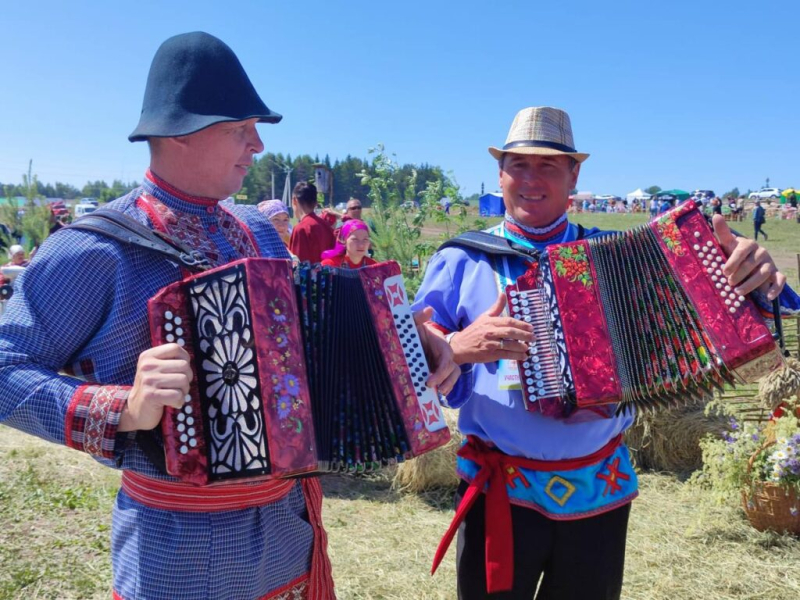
[0,32,459,600]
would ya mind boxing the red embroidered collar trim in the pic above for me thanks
[145,169,220,207]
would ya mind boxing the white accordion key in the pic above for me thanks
[383,274,447,432]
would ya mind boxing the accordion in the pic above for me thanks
[148,259,450,485]
[505,201,784,415]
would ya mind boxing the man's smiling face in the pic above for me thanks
[498,153,580,227]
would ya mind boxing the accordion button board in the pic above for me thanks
[504,200,784,417]
[149,259,450,485]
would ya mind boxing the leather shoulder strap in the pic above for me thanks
[436,230,540,260]
[68,209,210,272]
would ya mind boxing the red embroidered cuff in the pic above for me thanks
[425,322,451,336]
[65,384,130,459]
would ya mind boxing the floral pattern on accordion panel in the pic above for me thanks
[553,244,593,288]
[650,205,783,378]
[547,241,621,407]
[246,259,317,477]
[655,213,685,256]
[149,259,318,485]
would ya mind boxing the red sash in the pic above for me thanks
[431,434,622,593]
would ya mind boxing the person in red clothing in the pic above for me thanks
[289,181,336,262]
[320,219,376,269]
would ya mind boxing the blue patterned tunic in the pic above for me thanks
[0,171,330,600]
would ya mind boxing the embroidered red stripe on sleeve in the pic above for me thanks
[425,322,450,336]
[65,384,129,459]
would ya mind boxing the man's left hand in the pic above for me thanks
[413,307,461,396]
[713,215,786,301]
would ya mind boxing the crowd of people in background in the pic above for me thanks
[255,181,374,269]
[3,178,797,298]
[571,190,800,225]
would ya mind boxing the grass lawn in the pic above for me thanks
[2,425,800,600]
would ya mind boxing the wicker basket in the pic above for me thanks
[741,441,800,535]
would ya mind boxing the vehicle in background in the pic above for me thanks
[74,202,99,217]
[80,197,99,206]
[748,188,781,200]
[692,190,715,201]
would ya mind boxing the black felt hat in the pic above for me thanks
[129,32,281,142]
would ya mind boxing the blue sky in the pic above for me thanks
[1,1,797,198]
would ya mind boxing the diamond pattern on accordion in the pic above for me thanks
[187,267,270,479]
[161,309,199,457]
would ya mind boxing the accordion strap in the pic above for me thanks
[436,223,586,260]
[68,208,212,475]
[69,209,211,272]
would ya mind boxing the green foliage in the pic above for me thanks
[359,145,424,293]
[723,187,741,199]
[0,189,50,252]
[645,185,662,195]
[359,145,476,296]
[241,150,456,209]
[81,179,138,203]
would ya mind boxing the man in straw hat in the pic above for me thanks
[415,106,798,599]
[0,32,459,600]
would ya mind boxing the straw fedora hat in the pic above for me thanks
[488,106,589,163]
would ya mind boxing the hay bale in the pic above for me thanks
[757,357,800,410]
[625,403,728,473]
[392,409,462,493]
[395,399,734,488]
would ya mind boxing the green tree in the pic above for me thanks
[722,187,740,199]
[359,145,429,293]
[81,180,110,199]
[645,185,662,195]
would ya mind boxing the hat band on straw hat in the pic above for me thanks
[503,140,577,153]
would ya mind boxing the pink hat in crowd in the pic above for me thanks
[321,219,369,260]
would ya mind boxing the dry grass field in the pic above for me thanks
[0,211,798,599]
[2,426,800,600]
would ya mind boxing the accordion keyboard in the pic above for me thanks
[507,287,563,409]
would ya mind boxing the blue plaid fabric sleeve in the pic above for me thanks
[0,228,131,461]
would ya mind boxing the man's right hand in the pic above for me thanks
[118,344,194,432]
[449,292,534,365]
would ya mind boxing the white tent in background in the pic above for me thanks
[626,188,651,202]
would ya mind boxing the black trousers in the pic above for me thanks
[754,222,768,240]
[455,481,631,600]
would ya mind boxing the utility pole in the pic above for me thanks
[271,170,275,200]
[281,165,294,216]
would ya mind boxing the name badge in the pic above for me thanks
[498,359,521,390]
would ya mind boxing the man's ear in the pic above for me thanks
[570,162,581,189]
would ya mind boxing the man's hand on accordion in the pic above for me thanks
[712,215,786,301]
[119,343,194,432]
[414,307,461,396]
[445,292,535,365]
